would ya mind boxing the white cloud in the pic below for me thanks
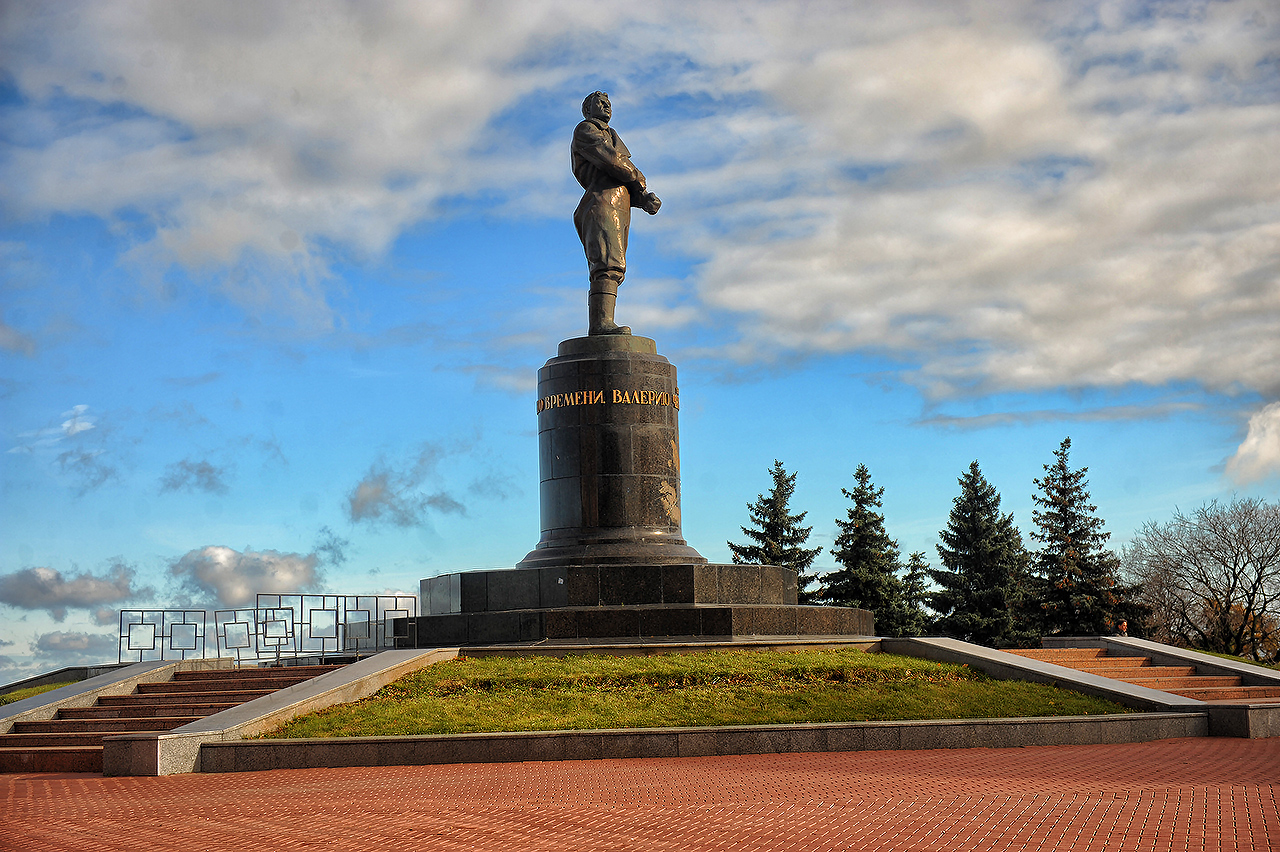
[2,0,1278,405]
[31,630,117,664]
[0,561,151,621]
[169,545,323,607]
[1227,401,1280,485]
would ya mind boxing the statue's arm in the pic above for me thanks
[573,121,645,187]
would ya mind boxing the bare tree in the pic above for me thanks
[1123,497,1280,661]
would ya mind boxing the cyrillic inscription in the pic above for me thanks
[536,387,679,413]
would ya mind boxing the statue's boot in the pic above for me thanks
[588,290,630,335]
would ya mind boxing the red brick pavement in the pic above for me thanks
[3,737,1279,851]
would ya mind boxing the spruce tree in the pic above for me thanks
[894,551,932,638]
[928,461,1032,647]
[728,460,823,601]
[823,465,905,627]
[1028,437,1136,636]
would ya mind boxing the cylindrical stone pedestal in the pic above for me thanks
[518,335,706,568]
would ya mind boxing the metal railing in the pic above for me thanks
[212,593,417,664]
[117,609,208,663]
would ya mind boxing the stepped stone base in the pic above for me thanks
[416,562,873,647]
[412,604,873,646]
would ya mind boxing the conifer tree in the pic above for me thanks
[823,465,904,625]
[928,461,1033,647]
[728,460,823,601]
[1028,437,1137,636]
[894,551,932,638]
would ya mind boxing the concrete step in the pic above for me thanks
[1063,656,1152,669]
[1006,648,1106,661]
[1085,666,1196,679]
[59,702,240,719]
[98,690,275,707]
[0,730,171,748]
[0,662,348,775]
[173,664,344,681]
[1122,675,1242,689]
[0,745,101,774]
[13,716,194,734]
[136,676,318,694]
[1171,685,1280,701]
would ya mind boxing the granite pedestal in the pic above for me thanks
[518,335,704,567]
[416,335,874,646]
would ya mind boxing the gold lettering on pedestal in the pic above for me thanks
[539,386,680,414]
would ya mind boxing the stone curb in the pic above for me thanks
[199,712,1208,773]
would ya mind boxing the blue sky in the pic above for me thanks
[2,0,1278,681]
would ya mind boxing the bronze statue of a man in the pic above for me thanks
[571,91,661,335]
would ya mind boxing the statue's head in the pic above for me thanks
[582,91,611,123]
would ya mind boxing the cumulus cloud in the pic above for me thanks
[0,0,596,332]
[2,0,1278,408]
[346,443,467,528]
[169,545,322,606]
[159,458,231,494]
[0,561,151,621]
[31,630,117,663]
[1227,402,1280,485]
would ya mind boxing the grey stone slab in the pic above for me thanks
[566,566,599,606]
[560,733,604,761]
[677,730,717,757]
[1098,717,1134,745]
[826,725,866,753]
[460,572,488,613]
[578,608,640,639]
[518,611,544,642]
[862,724,903,751]
[486,569,541,611]
[786,726,828,754]
[416,735,494,765]
[539,566,569,609]
[719,564,761,604]
[640,606,701,638]
[1208,706,1251,738]
[543,609,578,639]
[759,566,786,605]
[693,564,721,603]
[700,608,732,637]
[661,565,695,603]
[601,731,679,759]
[716,728,790,755]
[415,614,469,646]
[600,565,663,605]
[468,611,525,644]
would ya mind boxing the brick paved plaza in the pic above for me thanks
[3,737,1278,851]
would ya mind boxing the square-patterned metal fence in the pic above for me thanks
[117,609,208,663]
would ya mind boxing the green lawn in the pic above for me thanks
[0,681,76,706]
[263,648,1131,739]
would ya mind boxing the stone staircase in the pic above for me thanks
[0,664,344,773]
[1007,647,1280,703]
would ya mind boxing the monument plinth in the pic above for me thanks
[412,91,873,646]
[518,335,706,568]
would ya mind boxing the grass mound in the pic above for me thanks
[264,648,1130,739]
[0,681,76,706]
